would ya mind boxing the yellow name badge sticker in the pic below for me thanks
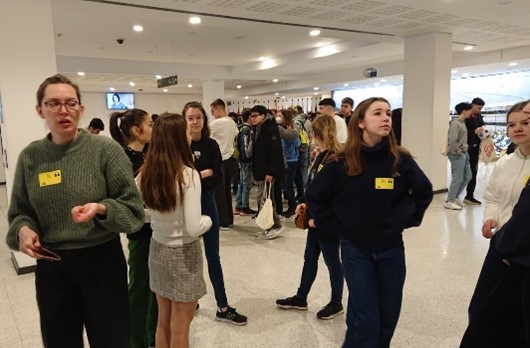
[524,174,530,187]
[375,177,394,190]
[39,170,62,187]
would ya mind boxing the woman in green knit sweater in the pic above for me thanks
[5,74,145,348]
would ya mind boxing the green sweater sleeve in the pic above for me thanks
[95,141,145,234]
[6,152,39,250]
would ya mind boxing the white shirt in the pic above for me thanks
[334,115,348,144]
[144,167,212,246]
[209,116,239,160]
[483,147,530,231]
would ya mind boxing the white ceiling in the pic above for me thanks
[53,0,530,98]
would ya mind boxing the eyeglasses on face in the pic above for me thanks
[250,113,261,118]
[43,100,80,112]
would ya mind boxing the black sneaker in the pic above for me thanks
[240,208,257,216]
[215,306,247,325]
[316,302,344,320]
[283,210,296,218]
[464,196,482,205]
[276,295,308,310]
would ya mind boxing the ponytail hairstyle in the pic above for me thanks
[139,113,194,212]
[109,108,149,146]
[311,115,342,155]
[342,97,409,177]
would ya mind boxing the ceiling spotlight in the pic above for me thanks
[129,82,135,87]
[275,92,279,96]
[236,85,242,89]
[163,89,168,92]
[133,25,143,32]
[245,96,249,99]
[189,16,201,25]
[313,87,319,91]
[343,83,349,87]
[77,71,85,76]
[281,96,286,99]
[381,79,386,82]
[187,84,193,88]
[272,78,279,83]
[258,56,269,62]
[109,87,115,91]
[310,29,321,37]
[314,92,319,95]
[463,45,474,51]
[155,74,162,79]
[508,62,518,67]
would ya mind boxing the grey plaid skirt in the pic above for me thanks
[149,238,206,302]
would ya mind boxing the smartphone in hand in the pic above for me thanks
[34,246,61,261]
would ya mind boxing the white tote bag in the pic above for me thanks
[255,182,274,230]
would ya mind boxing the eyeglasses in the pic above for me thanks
[250,113,261,118]
[43,100,81,112]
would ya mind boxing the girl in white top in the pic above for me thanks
[467,100,530,330]
[138,113,212,348]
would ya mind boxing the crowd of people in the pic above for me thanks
[5,73,530,348]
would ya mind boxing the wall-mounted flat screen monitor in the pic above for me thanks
[106,92,134,110]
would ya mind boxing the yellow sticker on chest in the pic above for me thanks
[39,170,62,187]
[375,177,394,190]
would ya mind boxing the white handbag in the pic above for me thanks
[255,182,274,230]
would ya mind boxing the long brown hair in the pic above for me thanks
[139,112,194,212]
[343,97,409,177]
[311,115,342,155]
[280,108,294,128]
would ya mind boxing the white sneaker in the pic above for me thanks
[455,199,465,207]
[444,201,462,210]
[263,226,283,239]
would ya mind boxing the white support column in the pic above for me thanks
[202,79,225,120]
[0,0,57,201]
[402,32,452,191]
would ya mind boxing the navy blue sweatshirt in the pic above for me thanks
[493,182,530,267]
[305,139,433,251]
[191,137,223,192]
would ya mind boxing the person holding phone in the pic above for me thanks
[5,74,145,347]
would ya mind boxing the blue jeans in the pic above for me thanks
[284,161,298,212]
[297,231,344,304]
[236,162,252,209]
[201,190,228,308]
[341,240,406,348]
[447,152,472,202]
[295,150,309,199]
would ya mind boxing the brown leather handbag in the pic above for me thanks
[295,209,309,229]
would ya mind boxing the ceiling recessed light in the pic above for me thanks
[272,78,279,83]
[343,83,349,87]
[464,45,474,51]
[133,25,143,32]
[189,16,201,24]
[187,84,193,88]
[451,70,458,74]
[313,87,319,91]
[310,29,320,37]
[129,82,135,87]
[155,74,162,79]
[77,71,85,76]
[508,62,518,67]
[236,85,242,89]
[258,56,269,62]
[163,89,168,92]
[381,79,386,82]
[314,92,319,95]
[109,87,115,91]
[275,92,279,96]
[281,96,286,99]
[245,96,249,99]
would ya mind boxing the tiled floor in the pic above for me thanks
[0,163,495,347]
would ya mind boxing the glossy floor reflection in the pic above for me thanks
[0,163,494,347]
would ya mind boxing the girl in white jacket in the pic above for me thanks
[138,113,212,348]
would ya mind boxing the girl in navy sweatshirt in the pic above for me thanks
[306,97,433,348]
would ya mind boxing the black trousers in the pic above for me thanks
[214,156,236,227]
[35,237,129,348]
[466,144,480,198]
[461,263,527,348]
